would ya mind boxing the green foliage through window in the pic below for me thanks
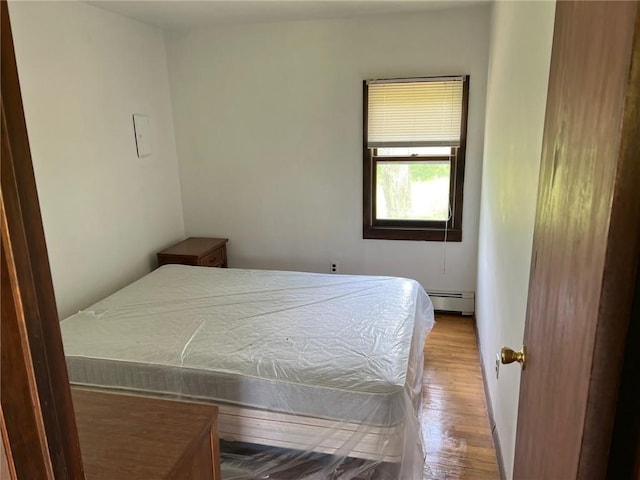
[409,163,450,183]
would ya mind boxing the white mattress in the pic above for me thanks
[61,265,434,427]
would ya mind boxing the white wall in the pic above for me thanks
[165,6,490,292]
[476,2,555,477]
[9,1,185,319]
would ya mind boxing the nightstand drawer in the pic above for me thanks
[199,247,226,268]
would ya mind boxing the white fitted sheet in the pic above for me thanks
[62,265,433,424]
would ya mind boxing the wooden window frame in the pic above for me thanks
[362,76,470,241]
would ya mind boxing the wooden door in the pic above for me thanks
[513,1,640,478]
[1,3,85,478]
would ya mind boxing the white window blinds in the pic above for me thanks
[367,77,464,148]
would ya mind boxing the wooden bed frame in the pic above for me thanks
[74,383,409,464]
[216,404,405,463]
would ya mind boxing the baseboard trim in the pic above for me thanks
[473,317,507,480]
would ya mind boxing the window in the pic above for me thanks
[363,76,469,241]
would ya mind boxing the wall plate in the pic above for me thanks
[133,114,151,158]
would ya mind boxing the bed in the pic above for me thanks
[61,265,434,478]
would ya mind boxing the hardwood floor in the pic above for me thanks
[422,314,500,479]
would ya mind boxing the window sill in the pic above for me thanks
[363,226,462,242]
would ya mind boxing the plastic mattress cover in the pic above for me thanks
[61,265,434,479]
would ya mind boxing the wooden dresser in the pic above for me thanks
[157,237,228,268]
[72,388,221,479]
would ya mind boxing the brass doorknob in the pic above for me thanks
[501,346,526,369]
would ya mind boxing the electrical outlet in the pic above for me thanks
[495,353,501,379]
[330,262,339,274]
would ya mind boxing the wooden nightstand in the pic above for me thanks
[158,237,228,268]
[72,388,221,479]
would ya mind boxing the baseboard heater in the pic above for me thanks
[426,290,475,316]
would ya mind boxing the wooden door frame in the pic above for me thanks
[579,6,640,476]
[1,2,84,477]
